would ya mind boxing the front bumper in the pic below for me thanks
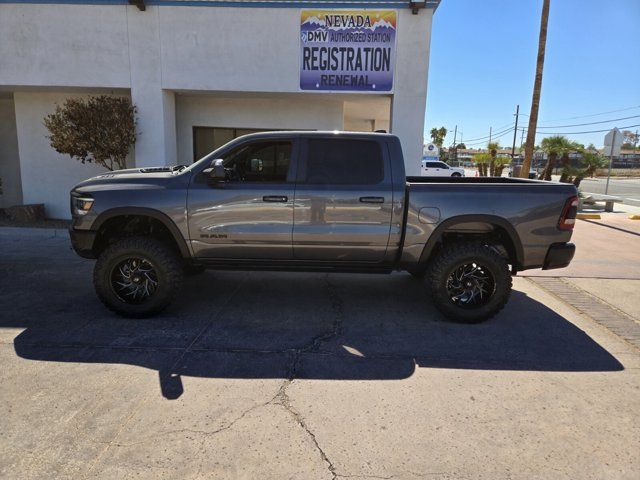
[542,242,575,270]
[69,228,97,259]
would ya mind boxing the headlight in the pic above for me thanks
[71,194,94,216]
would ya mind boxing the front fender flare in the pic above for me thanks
[92,207,191,259]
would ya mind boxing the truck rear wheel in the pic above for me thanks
[94,236,183,318]
[427,242,511,323]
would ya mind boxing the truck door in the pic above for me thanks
[187,139,296,259]
[293,137,393,262]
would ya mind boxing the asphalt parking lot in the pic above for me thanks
[1,229,639,479]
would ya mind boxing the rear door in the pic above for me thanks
[292,137,393,262]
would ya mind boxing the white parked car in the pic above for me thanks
[421,160,465,177]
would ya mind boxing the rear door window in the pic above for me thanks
[304,139,384,185]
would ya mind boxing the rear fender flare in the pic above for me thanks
[418,214,524,268]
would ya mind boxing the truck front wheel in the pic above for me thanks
[427,242,512,323]
[93,236,183,318]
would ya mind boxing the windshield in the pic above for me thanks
[181,139,239,174]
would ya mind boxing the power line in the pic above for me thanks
[438,107,640,145]
[465,128,515,146]
[539,104,640,122]
[536,114,640,129]
[517,123,640,136]
[462,125,513,143]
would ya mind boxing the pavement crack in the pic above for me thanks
[287,274,344,380]
[336,474,395,479]
[102,394,279,448]
[274,381,337,479]
[268,274,344,479]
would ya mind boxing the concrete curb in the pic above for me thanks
[0,227,68,238]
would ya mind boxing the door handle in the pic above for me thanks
[263,195,288,203]
[359,196,385,204]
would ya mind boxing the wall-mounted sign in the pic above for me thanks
[300,10,396,92]
[423,143,439,161]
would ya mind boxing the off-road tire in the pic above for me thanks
[184,264,207,276]
[427,242,511,323]
[94,236,183,318]
[408,268,427,279]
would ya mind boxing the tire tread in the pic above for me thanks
[93,236,183,318]
[427,242,512,323]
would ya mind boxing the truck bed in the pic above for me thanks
[406,176,543,184]
[400,176,578,271]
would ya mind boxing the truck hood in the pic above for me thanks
[94,165,186,178]
[72,166,189,191]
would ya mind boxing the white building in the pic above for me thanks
[0,0,439,219]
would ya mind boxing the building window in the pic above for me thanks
[193,127,272,162]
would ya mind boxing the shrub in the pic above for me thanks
[44,95,137,171]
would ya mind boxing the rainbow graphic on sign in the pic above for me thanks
[300,10,397,92]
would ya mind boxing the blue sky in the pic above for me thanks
[425,0,640,149]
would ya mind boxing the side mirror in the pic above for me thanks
[211,159,225,179]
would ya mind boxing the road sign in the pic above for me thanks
[604,128,622,194]
[604,128,622,157]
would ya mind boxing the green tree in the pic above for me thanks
[44,95,137,171]
[430,127,447,147]
[622,130,639,148]
[473,153,491,177]
[539,136,573,181]
[487,141,501,176]
[455,143,466,150]
[560,152,607,187]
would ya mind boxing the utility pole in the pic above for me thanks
[488,127,492,147]
[451,125,457,164]
[511,105,520,170]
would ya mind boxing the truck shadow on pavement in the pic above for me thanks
[4,267,624,400]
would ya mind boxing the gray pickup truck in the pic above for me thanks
[70,131,578,322]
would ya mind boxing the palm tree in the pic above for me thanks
[571,152,606,187]
[473,153,491,177]
[488,142,500,176]
[520,0,551,178]
[430,127,447,147]
[539,136,572,180]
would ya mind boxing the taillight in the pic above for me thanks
[558,195,579,231]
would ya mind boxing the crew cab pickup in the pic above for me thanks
[70,132,578,322]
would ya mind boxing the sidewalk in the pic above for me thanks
[523,201,640,337]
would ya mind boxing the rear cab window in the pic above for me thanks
[299,138,387,185]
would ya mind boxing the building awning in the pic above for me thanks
[7,0,440,9]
